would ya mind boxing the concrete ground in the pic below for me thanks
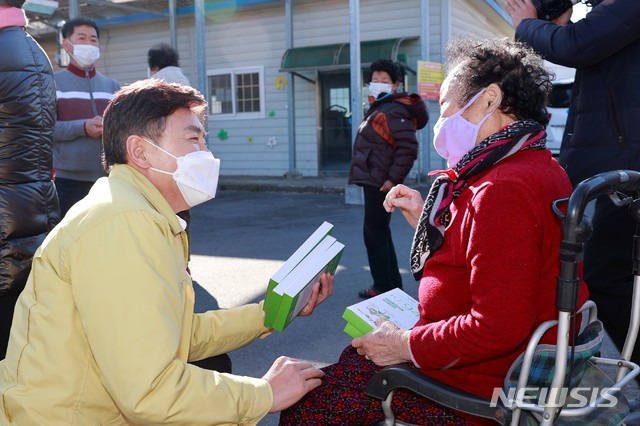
[188,178,638,425]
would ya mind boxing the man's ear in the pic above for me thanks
[126,135,151,169]
[62,39,73,55]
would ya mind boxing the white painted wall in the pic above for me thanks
[452,0,512,39]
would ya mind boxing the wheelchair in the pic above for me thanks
[365,170,640,425]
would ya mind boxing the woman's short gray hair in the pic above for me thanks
[446,36,553,125]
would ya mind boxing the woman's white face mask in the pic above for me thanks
[369,82,394,99]
[144,138,221,207]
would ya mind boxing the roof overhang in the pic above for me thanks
[280,37,418,73]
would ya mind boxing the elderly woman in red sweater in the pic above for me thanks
[280,37,588,425]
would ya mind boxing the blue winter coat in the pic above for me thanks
[515,0,640,186]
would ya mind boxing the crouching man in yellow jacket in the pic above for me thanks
[0,79,332,425]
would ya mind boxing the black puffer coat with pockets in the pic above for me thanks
[0,25,60,295]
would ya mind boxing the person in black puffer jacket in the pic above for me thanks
[0,0,60,358]
[506,0,640,368]
[349,59,428,299]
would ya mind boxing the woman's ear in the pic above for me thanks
[125,136,151,169]
[485,83,503,111]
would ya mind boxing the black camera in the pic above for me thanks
[532,0,578,21]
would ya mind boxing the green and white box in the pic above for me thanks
[270,236,344,332]
[263,221,334,328]
[342,288,420,338]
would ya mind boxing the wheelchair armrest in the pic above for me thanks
[364,365,511,425]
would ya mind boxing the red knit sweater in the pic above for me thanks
[409,149,588,400]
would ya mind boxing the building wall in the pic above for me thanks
[35,0,512,177]
[452,0,513,39]
[196,0,432,176]
[287,0,426,176]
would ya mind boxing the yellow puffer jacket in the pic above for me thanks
[0,164,272,425]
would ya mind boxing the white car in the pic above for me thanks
[546,78,573,157]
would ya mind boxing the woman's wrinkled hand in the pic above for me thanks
[351,319,412,366]
[383,184,424,229]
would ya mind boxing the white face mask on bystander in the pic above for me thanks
[369,82,394,99]
[68,42,100,68]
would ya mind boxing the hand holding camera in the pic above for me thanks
[506,0,577,27]
[533,0,577,21]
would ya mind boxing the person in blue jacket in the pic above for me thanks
[506,0,640,366]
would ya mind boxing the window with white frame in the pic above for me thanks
[207,66,265,119]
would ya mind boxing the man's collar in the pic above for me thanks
[110,164,186,236]
[67,62,96,78]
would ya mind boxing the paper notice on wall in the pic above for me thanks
[417,61,444,101]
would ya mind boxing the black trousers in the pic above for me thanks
[362,185,402,293]
[0,288,21,359]
[55,177,95,218]
[584,196,640,365]
[190,354,232,373]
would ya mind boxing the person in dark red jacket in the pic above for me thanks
[506,0,640,372]
[280,37,588,426]
[0,0,60,358]
[349,59,428,299]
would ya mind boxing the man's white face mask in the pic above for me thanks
[68,42,100,68]
[144,138,221,208]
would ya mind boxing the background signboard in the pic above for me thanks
[417,60,444,101]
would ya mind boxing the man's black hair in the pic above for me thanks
[103,79,207,170]
[147,43,180,70]
[61,17,100,39]
[370,59,401,83]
